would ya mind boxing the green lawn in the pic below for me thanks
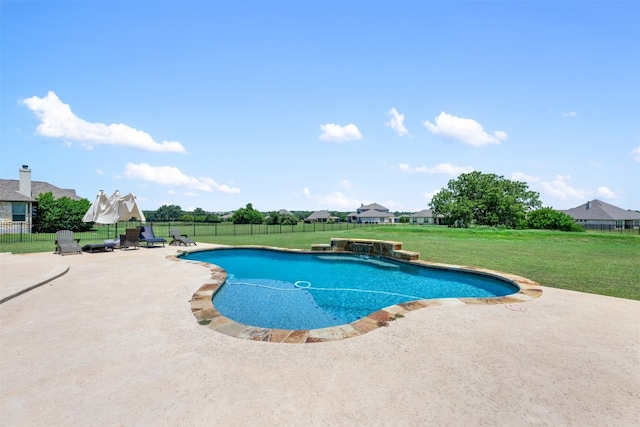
[2,226,638,300]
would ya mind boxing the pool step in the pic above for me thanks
[311,244,331,251]
[392,250,420,261]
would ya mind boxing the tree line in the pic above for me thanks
[30,171,584,232]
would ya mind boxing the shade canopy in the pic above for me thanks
[108,191,146,223]
[82,190,146,224]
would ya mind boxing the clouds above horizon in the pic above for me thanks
[123,163,240,193]
[21,91,186,153]
[385,108,409,136]
[302,186,362,209]
[423,111,507,147]
[632,146,640,163]
[319,123,362,142]
[512,172,618,204]
[397,162,474,175]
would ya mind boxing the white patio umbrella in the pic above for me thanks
[82,190,120,224]
[108,190,146,223]
[83,190,145,239]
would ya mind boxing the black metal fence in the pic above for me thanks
[581,224,640,233]
[0,221,385,244]
[2,220,638,244]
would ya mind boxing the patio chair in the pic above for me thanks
[169,228,196,246]
[55,230,83,256]
[139,225,167,248]
[120,227,140,250]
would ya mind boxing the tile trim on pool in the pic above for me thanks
[168,245,543,344]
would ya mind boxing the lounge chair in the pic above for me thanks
[169,228,196,246]
[120,227,140,250]
[139,225,166,247]
[55,230,83,256]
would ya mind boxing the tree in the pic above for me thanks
[430,171,542,228]
[231,203,265,224]
[526,207,584,232]
[280,213,299,225]
[205,213,222,223]
[153,204,183,221]
[265,211,281,225]
[33,192,92,232]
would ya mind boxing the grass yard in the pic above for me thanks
[2,226,638,300]
[195,227,640,301]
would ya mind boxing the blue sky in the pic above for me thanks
[2,0,639,213]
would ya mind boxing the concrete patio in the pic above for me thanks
[1,245,638,426]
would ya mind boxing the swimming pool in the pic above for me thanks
[182,247,521,330]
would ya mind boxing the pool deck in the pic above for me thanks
[1,245,639,426]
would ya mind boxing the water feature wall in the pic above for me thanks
[312,238,420,260]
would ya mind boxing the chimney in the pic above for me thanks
[18,165,32,197]
[586,201,591,210]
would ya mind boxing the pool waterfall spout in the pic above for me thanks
[352,243,373,255]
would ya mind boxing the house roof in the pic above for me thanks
[561,199,640,221]
[410,209,434,218]
[357,209,395,218]
[306,210,334,220]
[358,202,388,212]
[0,180,81,202]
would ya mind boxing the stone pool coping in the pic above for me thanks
[169,245,543,343]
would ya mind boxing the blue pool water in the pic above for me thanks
[183,248,518,330]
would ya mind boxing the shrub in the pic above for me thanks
[526,208,584,232]
[33,192,92,233]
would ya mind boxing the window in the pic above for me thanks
[12,203,26,221]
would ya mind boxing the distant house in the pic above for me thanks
[409,209,444,225]
[304,210,338,223]
[264,209,297,223]
[0,165,81,232]
[561,199,640,230]
[348,203,395,224]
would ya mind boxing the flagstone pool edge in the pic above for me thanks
[168,245,543,344]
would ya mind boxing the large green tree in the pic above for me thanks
[33,192,92,232]
[231,203,265,224]
[153,204,183,221]
[429,171,542,228]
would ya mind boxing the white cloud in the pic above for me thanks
[422,190,439,204]
[338,179,351,190]
[511,172,540,183]
[301,187,361,209]
[316,191,362,209]
[95,168,105,176]
[562,111,577,118]
[398,162,474,175]
[319,123,362,142]
[423,111,507,147]
[631,146,640,163]
[540,175,586,201]
[510,173,620,206]
[595,186,617,199]
[123,163,240,194]
[385,108,409,136]
[21,91,186,153]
